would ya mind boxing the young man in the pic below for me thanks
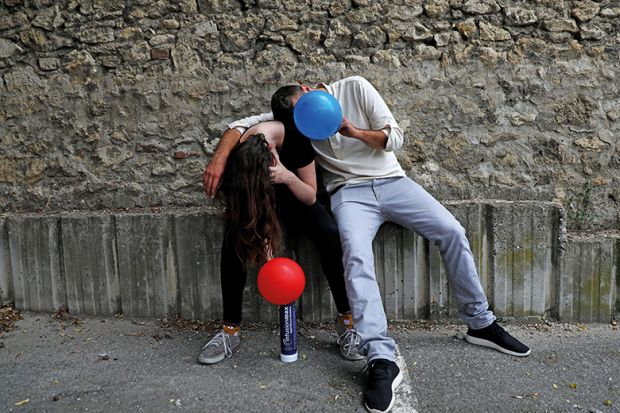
[204,76,531,413]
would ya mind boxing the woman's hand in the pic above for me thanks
[269,147,294,185]
[269,147,317,205]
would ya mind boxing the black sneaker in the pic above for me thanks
[363,358,403,413]
[465,321,531,357]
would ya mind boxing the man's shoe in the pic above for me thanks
[465,321,531,357]
[363,358,403,413]
[335,316,364,361]
[198,330,240,364]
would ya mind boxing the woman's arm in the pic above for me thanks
[270,150,317,206]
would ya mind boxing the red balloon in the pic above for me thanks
[257,258,306,305]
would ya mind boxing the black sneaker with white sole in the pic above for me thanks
[363,358,403,413]
[466,321,531,357]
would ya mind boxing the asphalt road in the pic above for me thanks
[0,312,618,413]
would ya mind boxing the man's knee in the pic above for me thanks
[340,231,370,253]
[436,219,468,245]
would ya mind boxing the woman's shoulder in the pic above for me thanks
[243,121,285,140]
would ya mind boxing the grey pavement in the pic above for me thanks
[0,312,618,413]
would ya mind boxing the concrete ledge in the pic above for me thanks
[559,234,619,323]
[489,202,560,319]
[6,216,66,313]
[61,215,120,316]
[0,203,617,323]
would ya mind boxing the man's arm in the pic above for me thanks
[203,112,274,198]
[339,76,403,151]
[338,116,388,150]
[203,128,241,198]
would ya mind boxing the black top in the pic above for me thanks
[278,124,315,171]
[274,124,316,208]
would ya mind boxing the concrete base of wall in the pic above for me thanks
[0,203,617,323]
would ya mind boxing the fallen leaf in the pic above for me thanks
[552,383,558,389]
[604,400,612,406]
[259,385,267,389]
[0,305,23,333]
[569,383,577,390]
[512,395,523,399]
[14,399,30,406]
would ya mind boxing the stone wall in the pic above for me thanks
[0,0,619,230]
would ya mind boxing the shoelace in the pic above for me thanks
[339,328,361,357]
[202,331,233,358]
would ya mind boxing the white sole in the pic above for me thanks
[465,334,531,357]
[364,370,404,413]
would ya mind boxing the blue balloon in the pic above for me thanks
[293,90,343,140]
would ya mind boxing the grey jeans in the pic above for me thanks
[330,177,495,362]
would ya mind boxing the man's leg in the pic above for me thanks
[332,182,403,413]
[375,177,530,357]
[330,182,395,362]
[373,177,494,328]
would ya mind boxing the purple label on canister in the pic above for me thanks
[279,303,297,359]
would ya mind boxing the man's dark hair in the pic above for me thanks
[271,85,303,123]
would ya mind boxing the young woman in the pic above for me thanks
[199,120,363,364]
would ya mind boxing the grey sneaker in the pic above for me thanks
[335,318,364,361]
[198,330,240,364]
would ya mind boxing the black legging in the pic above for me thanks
[220,192,350,324]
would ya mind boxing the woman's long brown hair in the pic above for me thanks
[220,133,282,265]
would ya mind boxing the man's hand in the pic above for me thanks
[203,128,242,198]
[338,116,358,138]
[338,116,388,150]
[203,153,227,198]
